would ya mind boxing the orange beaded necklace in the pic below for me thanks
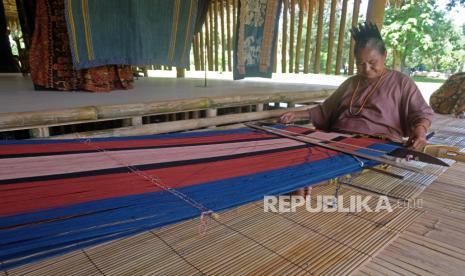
[348,71,388,116]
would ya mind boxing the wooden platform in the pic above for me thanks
[0,75,335,138]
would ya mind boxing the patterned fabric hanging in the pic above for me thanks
[233,0,282,80]
[64,0,200,69]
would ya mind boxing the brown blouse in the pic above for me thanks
[309,70,434,142]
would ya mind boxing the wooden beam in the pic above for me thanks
[366,0,387,30]
[193,35,200,71]
[214,0,219,71]
[335,0,348,75]
[303,0,314,74]
[207,5,214,71]
[233,0,237,47]
[314,0,325,73]
[219,0,226,72]
[295,0,305,73]
[199,29,205,71]
[289,0,296,73]
[325,0,337,74]
[226,0,232,71]
[281,0,289,73]
[176,68,185,78]
[51,107,310,139]
[348,0,361,75]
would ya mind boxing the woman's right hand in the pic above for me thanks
[280,112,297,124]
[280,110,309,124]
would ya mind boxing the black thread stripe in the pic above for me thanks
[0,144,314,185]
[0,129,315,159]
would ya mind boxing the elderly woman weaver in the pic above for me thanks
[280,22,434,150]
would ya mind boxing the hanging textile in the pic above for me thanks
[233,0,282,80]
[194,0,211,34]
[29,0,134,92]
[0,126,399,270]
[64,0,198,69]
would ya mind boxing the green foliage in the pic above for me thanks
[383,0,465,72]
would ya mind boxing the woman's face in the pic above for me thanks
[356,46,387,79]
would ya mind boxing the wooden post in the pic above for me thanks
[193,36,200,71]
[256,103,264,112]
[206,7,213,71]
[335,0,348,75]
[233,0,237,46]
[226,0,232,71]
[214,0,219,71]
[294,0,305,73]
[314,0,325,73]
[348,0,361,75]
[176,67,185,78]
[303,0,314,74]
[325,0,337,74]
[273,29,278,73]
[131,117,143,127]
[199,29,205,71]
[219,0,226,72]
[289,0,296,73]
[366,0,387,30]
[281,0,289,73]
[207,108,217,118]
[30,127,50,138]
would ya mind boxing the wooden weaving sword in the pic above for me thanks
[245,123,427,173]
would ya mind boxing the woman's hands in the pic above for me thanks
[407,124,428,150]
[280,110,310,124]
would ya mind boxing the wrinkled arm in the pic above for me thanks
[402,79,434,149]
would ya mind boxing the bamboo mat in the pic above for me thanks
[5,183,423,276]
[346,159,454,200]
[430,114,465,148]
[355,162,465,276]
[347,114,464,200]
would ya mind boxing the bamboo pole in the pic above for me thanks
[176,68,185,78]
[348,0,361,75]
[314,0,325,73]
[366,0,387,30]
[294,0,305,73]
[207,6,214,71]
[325,0,337,74]
[289,0,296,73]
[199,29,205,71]
[303,0,314,74]
[51,107,309,139]
[193,36,200,71]
[233,0,237,48]
[226,0,232,71]
[214,0,219,71]
[273,30,278,73]
[220,0,226,72]
[335,0,348,75]
[281,0,289,73]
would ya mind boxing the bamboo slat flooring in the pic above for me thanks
[355,162,465,276]
[5,183,423,276]
[347,159,453,200]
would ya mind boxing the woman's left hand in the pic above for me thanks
[407,125,428,150]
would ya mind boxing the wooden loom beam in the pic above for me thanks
[244,123,423,173]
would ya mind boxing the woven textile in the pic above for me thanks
[0,126,399,270]
[65,0,199,69]
[233,0,282,80]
